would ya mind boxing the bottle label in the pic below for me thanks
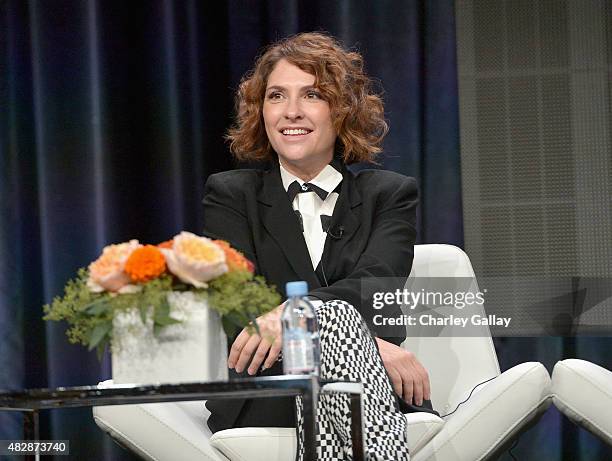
[284,335,315,374]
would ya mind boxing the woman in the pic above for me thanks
[203,32,430,460]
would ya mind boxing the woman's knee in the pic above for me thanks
[316,299,366,328]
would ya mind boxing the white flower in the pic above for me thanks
[87,240,141,293]
[161,232,228,288]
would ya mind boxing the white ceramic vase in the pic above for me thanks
[111,291,228,384]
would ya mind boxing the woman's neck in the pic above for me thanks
[279,157,332,182]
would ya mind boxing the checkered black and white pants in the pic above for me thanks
[294,299,409,461]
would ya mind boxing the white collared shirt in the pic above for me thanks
[279,163,343,270]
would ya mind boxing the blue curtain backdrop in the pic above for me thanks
[0,1,608,460]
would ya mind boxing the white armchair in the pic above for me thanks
[93,244,552,460]
[399,244,551,460]
[552,359,612,447]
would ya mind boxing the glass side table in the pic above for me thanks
[0,375,364,461]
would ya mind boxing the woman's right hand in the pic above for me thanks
[228,303,284,375]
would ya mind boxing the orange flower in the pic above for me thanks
[157,239,174,249]
[124,245,167,283]
[213,240,255,273]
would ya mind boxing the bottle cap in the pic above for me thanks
[286,281,308,297]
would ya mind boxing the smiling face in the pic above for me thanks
[262,59,337,181]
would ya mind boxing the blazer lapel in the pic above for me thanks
[321,165,362,278]
[257,167,321,289]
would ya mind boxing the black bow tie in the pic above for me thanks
[287,180,328,202]
[294,210,333,233]
[320,214,332,232]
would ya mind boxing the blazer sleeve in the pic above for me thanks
[309,175,418,346]
[201,173,258,269]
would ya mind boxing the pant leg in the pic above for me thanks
[296,299,409,461]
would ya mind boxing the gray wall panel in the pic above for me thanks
[457,0,611,280]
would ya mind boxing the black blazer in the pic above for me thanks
[202,161,418,431]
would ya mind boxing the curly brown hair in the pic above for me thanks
[226,32,388,164]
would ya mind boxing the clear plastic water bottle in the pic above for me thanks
[282,281,320,375]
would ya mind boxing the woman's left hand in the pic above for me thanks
[228,303,284,375]
[376,337,431,406]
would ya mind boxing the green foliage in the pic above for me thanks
[43,267,281,359]
[208,270,282,337]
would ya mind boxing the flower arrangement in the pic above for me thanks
[43,231,281,359]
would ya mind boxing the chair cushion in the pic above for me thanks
[93,381,226,461]
[202,364,553,461]
[404,412,446,453]
[210,428,296,461]
[552,359,612,445]
[411,362,552,461]
[209,412,445,461]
